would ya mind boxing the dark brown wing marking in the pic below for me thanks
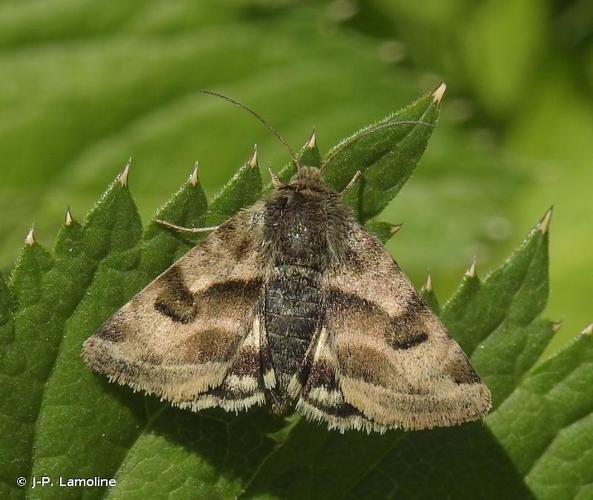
[153,266,197,323]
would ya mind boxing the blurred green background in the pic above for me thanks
[0,0,591,355]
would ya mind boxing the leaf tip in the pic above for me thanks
[581,322,593,336]
[64,206,74,226]
[189,161,200,187]
[432,82,447,104]
[422,272,433,292]
[538,206,553,234]
[389,223,403,237]
[269,167,282,189]
[25,224,36,246]
[465,257,477,278]
[118,157,132,187]
[306,129,317,150]
[248,144,258,169]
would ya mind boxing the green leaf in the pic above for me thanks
[322,85,442,222]
[488,328,593,499]
[1,87,591,500]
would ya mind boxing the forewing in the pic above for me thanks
[299,224,491,432]
[82,204,268,410]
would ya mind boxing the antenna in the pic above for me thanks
[321,120,434,168]
[201,90,300,170]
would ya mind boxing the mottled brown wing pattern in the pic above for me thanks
[297,224,491,432]
[82,203,271,412]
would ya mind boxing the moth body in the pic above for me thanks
[83,165,491,433]
[263,168,339,412]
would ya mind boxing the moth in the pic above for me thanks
[83,90,491,433]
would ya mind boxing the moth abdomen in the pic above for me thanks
[264,264,323,388]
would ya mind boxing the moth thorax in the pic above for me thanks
[265,191,330,270]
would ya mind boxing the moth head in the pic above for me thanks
[283,166,331,195]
